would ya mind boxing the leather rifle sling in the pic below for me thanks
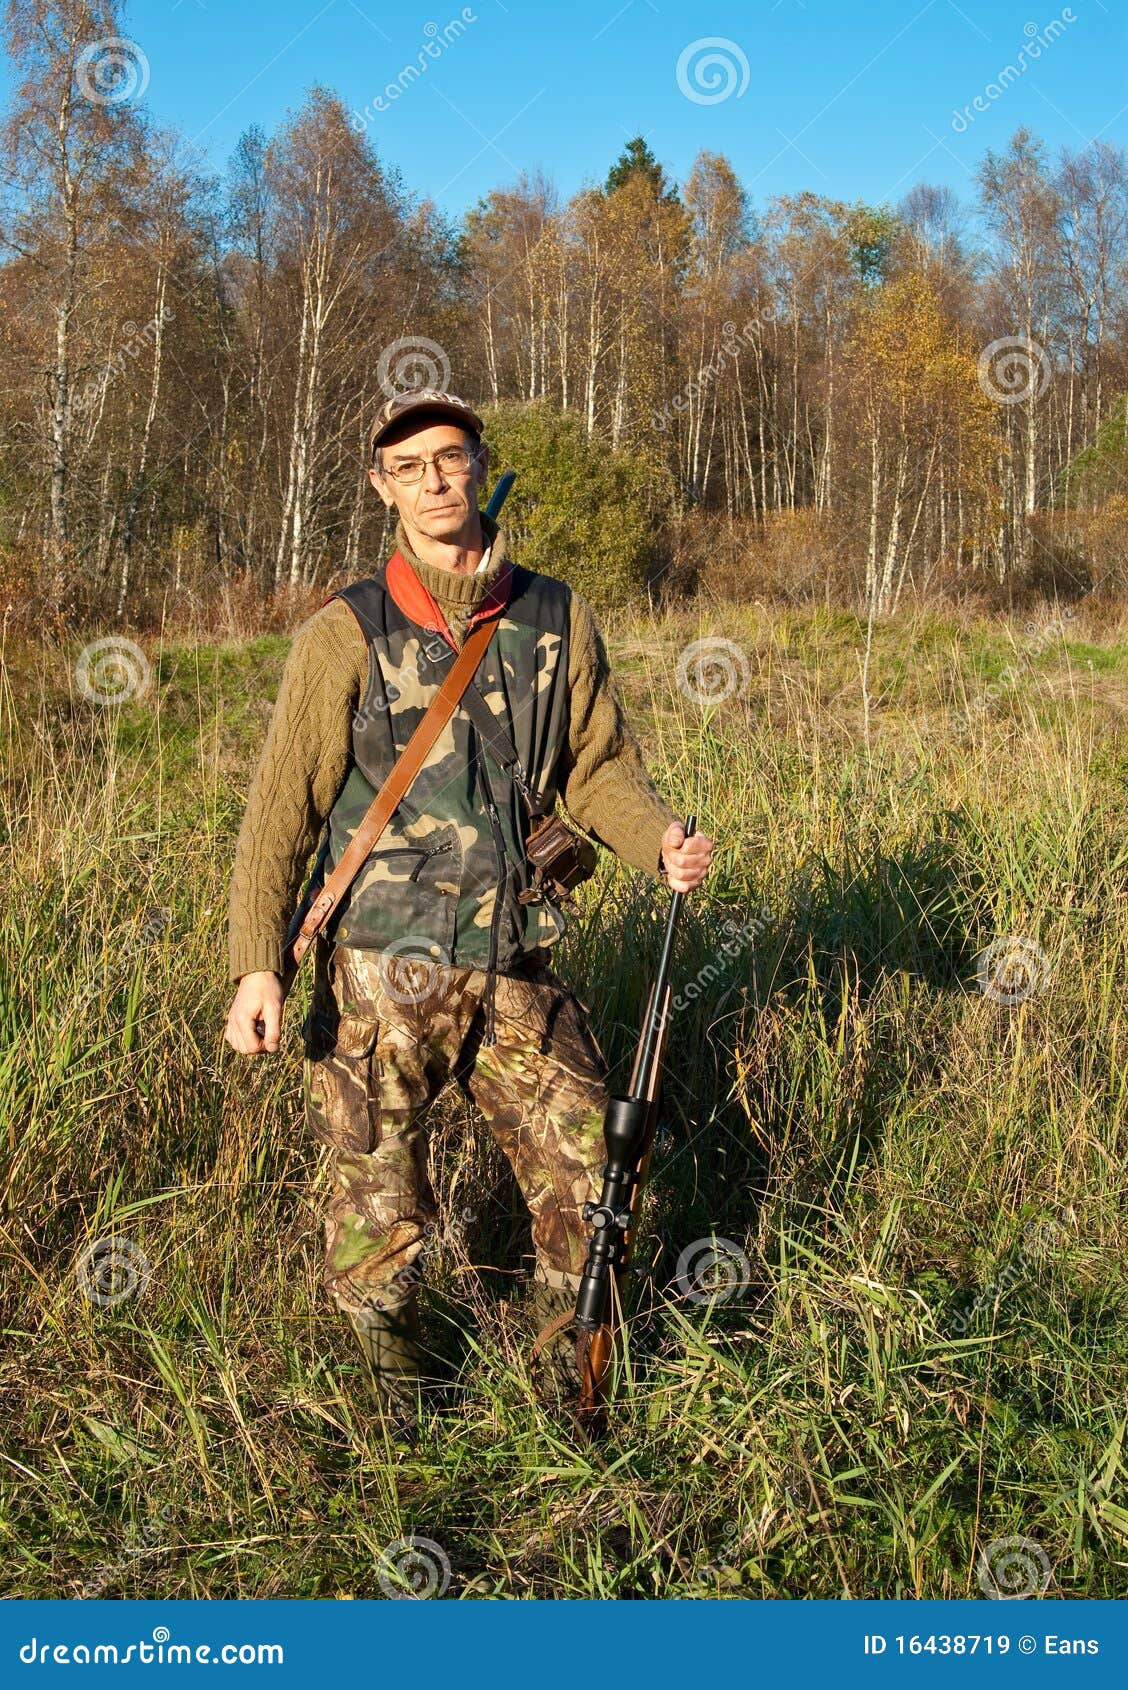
[286,609,502,974]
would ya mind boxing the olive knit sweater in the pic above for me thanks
[227,510,680,983]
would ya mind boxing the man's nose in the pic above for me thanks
[422,459,448,493]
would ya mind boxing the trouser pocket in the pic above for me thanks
[302,1008,382,1154]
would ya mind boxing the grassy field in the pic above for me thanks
[1,596,1126,1600]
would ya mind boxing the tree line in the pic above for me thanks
[2,0,1127,621]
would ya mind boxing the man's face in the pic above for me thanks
[368,419,490,544]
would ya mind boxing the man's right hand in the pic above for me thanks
[225,970,285,1055]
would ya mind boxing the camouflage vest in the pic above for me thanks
[321,550,574,974]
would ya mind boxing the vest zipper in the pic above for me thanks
[367,840,454,883]
[475,747,508,1047]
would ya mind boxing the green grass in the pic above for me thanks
[1061,640,1128,673]
[1,601,1126,1599]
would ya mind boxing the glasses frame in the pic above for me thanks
[377,443,483,486]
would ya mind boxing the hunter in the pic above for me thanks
[224,386,714,1424]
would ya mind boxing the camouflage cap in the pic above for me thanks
[368,388,484,463]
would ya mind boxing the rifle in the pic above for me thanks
[277,469,518,1002]
[571,813,697,1433]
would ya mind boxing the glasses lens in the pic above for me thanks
[386,447,475,483]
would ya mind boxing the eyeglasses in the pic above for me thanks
[379,445,481,485]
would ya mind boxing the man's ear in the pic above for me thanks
[474,441,490,494]
[368,465,396,509]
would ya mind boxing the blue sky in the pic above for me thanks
[7,0,1127,220]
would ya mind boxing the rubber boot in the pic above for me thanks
[527,1268,584,1397]
[349,1299,425,1434]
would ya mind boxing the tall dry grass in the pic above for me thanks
[1,597,1125,1597]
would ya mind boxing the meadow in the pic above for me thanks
[1,593,1125,1599]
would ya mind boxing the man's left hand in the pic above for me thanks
[659,821,715,893]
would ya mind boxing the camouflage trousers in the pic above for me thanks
[300,939,609,1318]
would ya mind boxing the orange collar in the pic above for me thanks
[385,549,512,650]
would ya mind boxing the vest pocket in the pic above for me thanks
[330,823,461,958]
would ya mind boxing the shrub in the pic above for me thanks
[657,507,854,606]
[1028,500,1128,601]
[479,401,675,612]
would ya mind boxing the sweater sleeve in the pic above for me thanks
[557,590,681,879]
[227,599,365,983]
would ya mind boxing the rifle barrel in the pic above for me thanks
[629,813,696,1101]
[485,471,516,518]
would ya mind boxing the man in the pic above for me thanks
[225,387,714,1425]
